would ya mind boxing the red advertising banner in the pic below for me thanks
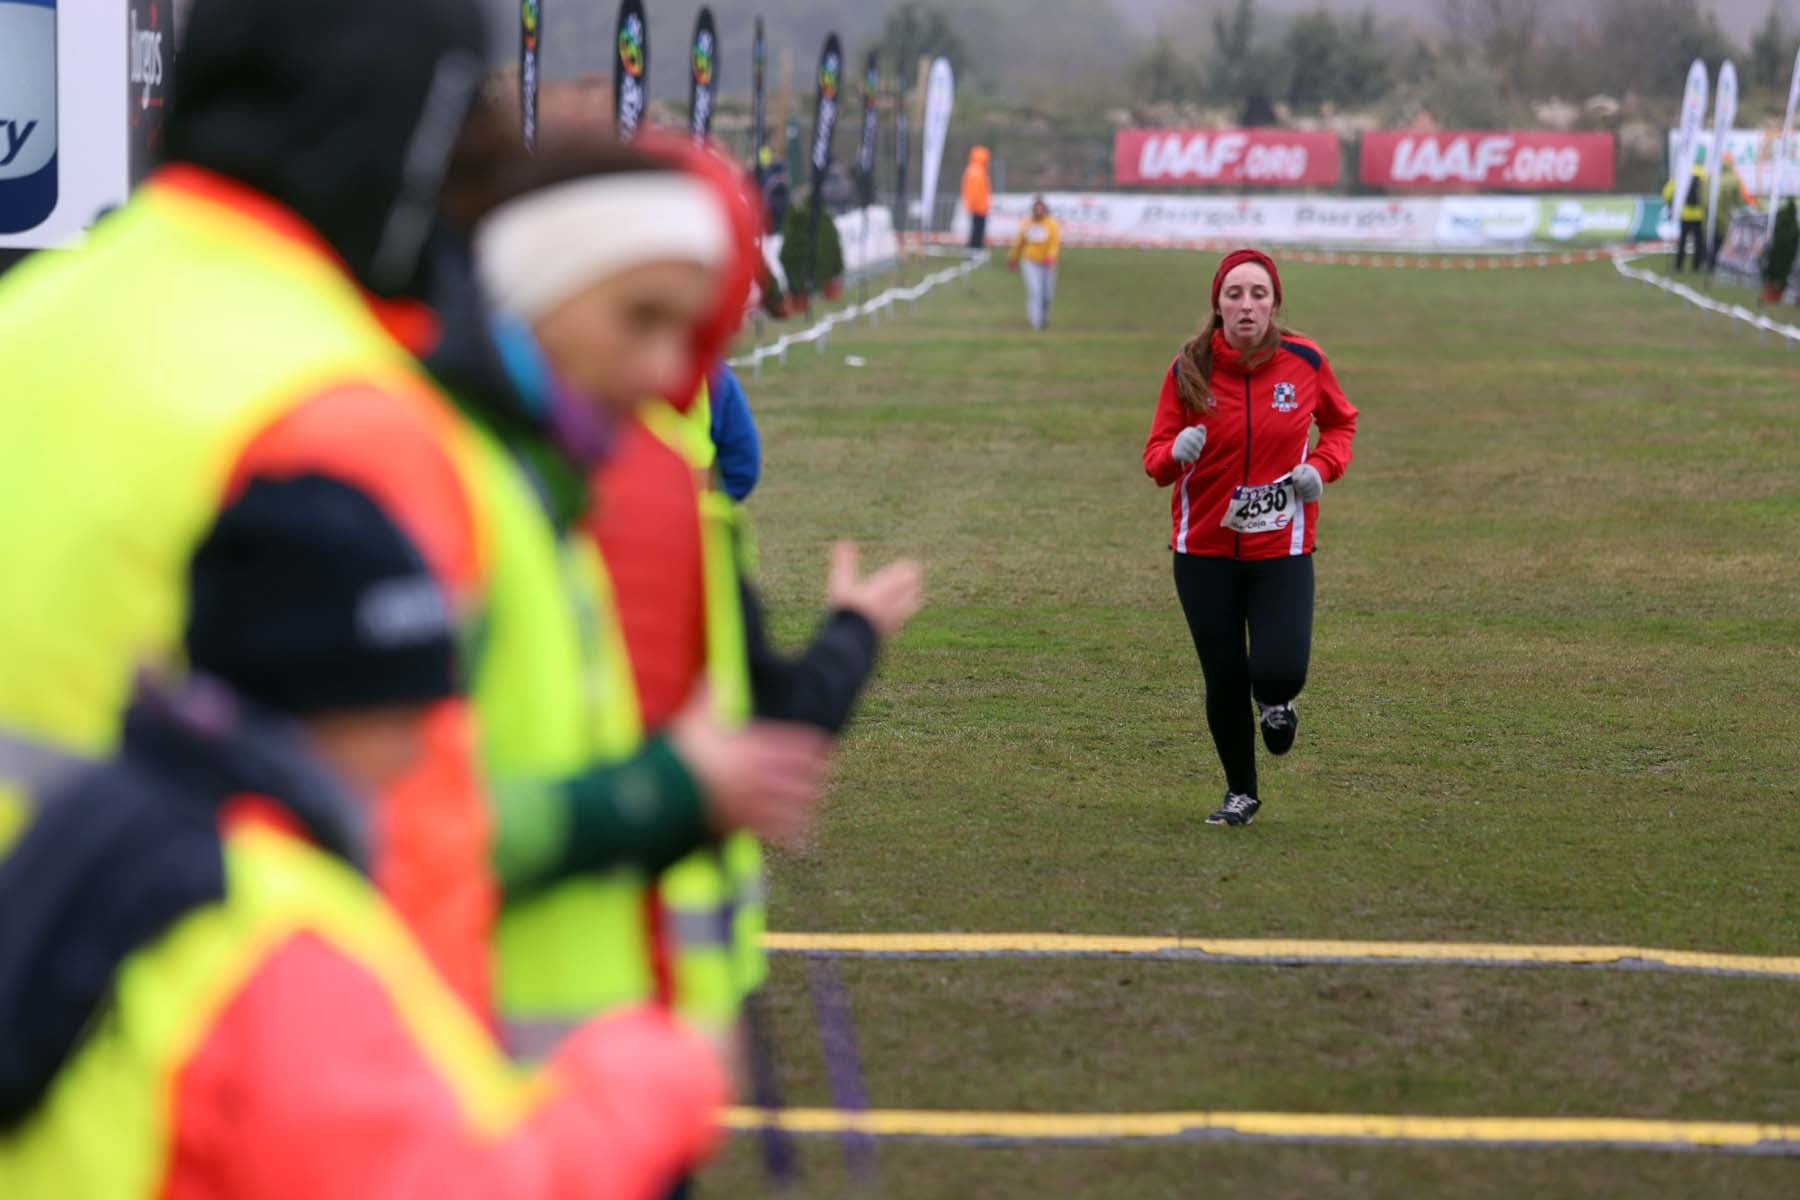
[1360,131,1614,191]
[1115,129,1341,187]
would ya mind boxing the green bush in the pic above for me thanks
[779,200,844,297]
[1762,199,1798,287]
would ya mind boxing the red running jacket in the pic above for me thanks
[1143,331,1358,559]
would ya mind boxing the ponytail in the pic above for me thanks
[1175,314,1224,414]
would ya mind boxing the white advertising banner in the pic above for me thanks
[1768,47,1800,238]
[976,193,1654,250]
[1704,61,1738,248]
[1667,59,1710,227]
[981,194,1441,247]
[917,57,953,233]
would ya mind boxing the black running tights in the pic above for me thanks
[1172,552,1315,799]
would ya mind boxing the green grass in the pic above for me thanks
[702,250,1800,1196]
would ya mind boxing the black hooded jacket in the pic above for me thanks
[165,0,488,297]
[0,682,366,1130]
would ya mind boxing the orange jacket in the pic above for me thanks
[962,147,992,216]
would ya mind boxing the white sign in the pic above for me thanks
[0,2,128,250]
[1705,61,1738,249]
[918,57,953,233]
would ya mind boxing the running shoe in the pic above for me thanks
[1259,701,1298,756]
[1206,791,1261,827]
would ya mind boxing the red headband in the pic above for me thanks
[1211,248,1281,314]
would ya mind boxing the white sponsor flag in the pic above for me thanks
[918,57,954,232]
[1666,59,1710,231]
[1768,46,1800,239]
[1704,61,1738,252]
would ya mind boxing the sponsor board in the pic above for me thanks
[1536,196,1662,244]
[983,194,1434,248]
[1361,130,1614,191]
[1114,128,1340,187]
[978,193,1657,250]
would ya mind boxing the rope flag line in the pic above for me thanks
[762,932,1800,983]
[729,252,988,373]
[721,1106,1800,1156]
[1612,253,1800,344]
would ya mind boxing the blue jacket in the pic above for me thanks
[708,365,761,502]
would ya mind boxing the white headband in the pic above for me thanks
[475,174,732,321]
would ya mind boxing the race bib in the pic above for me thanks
[1025,225,1050,244]
[1220,477,1297,534]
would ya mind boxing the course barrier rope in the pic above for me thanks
[729,252,988,373]
[763,932,1800,983]
[1612,253,1800,344]
[722,1106,1800,1156]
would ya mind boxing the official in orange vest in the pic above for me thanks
[0,476,722,1198]
[962,145,993,249]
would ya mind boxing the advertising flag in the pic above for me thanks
[520,0,541,149]
[856,50,879,207]
[1704,60,1738,249]
[1768,46,1800,239]
[751,15,766,179]
[919,56,953,232]
[895,105,910,242]
[801,32,842,292]
[688,6,716,140]
[127,0,169,184]
[613,0,648,142]
[1667,59,1710,225]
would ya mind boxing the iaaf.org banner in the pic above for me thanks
[1664,128,1800,198]
[1114,129,1340,186]
[978,193,1659,249]
[1361,131,1614,190]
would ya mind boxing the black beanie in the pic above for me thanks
[165,0,488,296]
[185,475,459,714]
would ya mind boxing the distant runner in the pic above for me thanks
[1007,195,1060,331]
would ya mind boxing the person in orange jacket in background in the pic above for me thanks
[962,145,993,250]
[0,476,722,1198]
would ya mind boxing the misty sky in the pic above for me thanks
[1119,0,1777,42]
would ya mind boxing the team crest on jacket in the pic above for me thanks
[1272,382,1298,412]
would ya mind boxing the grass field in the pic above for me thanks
[702,249,1800,1196]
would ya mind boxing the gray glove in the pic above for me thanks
[1171,425,1208,464]
[1290,463,1324,502]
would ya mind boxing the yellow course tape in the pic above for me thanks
[761,933,1800,981]
[722,1106,1800,1154]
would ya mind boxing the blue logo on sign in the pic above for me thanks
[0,0,58,235]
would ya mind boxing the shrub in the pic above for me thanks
[779,200,844,297]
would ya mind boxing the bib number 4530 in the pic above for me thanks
[1221,477,1296,534]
